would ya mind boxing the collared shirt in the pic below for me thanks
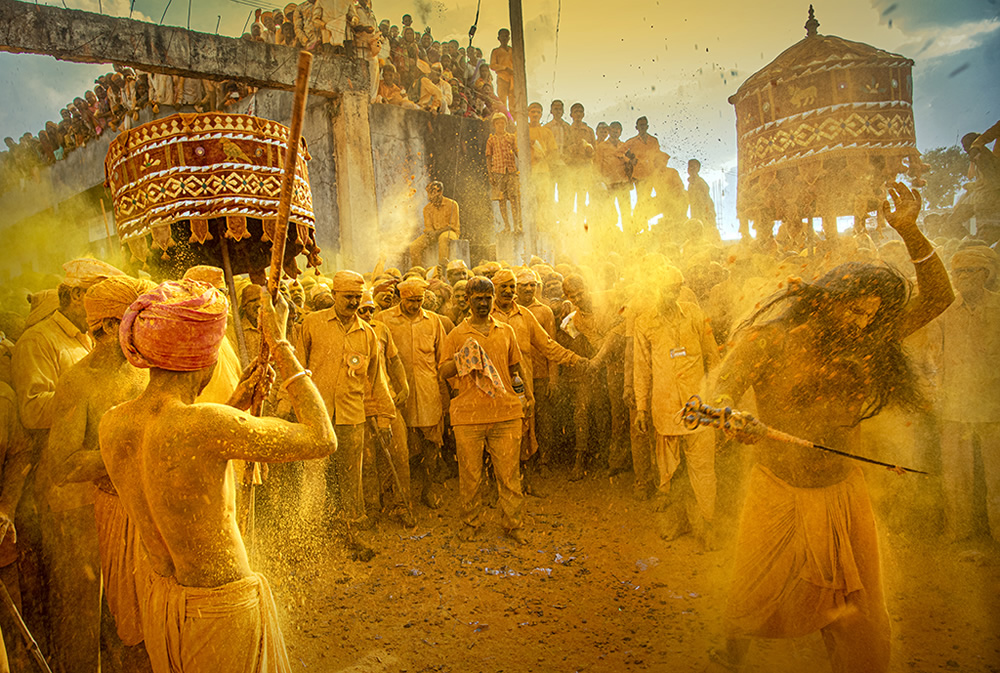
[634,301,720,436]
[523,298,556,378]
[492,302,581,396]
[440,317,522,426]
[688,174,716,223]
[423,197,460,236]
[380,305,446,428]
[12,311,92,430]
[299,309,390,426]
[364,320,399,420]
[544,118,571,153]
[486,132,518,175]
[564,122,596,166]
[528,124,558,173]
[623,133,660,181]
[937,290,1000,422]
[596,138,629,185]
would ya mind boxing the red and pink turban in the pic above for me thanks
[120,279,229,371]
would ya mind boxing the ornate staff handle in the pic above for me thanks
[679,395,928,475]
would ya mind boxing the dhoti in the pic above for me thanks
[726,465,890,673]
[94,487,145,646]
[142,572,291,673]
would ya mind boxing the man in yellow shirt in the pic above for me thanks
[936,246,1000,543]
[298,270,393,529]
[489,29,514,112]
[492,269,587,494]
[516,268,558,463]
[623,116,661,231]
[378,278,449,511]
[528,102,558,233]
[410,181,460,268]
[634,265,720,547]
[439,276,531,545]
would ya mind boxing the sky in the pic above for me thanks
[1,0,997,234]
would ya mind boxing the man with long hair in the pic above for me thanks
[707,183,954,673]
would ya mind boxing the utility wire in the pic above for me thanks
[551,0,561,95]
[159,0,172,25]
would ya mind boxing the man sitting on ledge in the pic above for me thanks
[410,181,460,268]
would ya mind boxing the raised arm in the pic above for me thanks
[215,288,335,463]
[881,182,955,337]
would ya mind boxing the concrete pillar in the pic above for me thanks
[332,92,379,270]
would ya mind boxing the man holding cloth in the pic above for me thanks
[439,276,531,545]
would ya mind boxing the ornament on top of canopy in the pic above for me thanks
[104,112,323,280]
[728,5,926,242]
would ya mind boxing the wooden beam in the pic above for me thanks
[0,0,367,97]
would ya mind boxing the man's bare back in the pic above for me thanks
[101,285,336,588]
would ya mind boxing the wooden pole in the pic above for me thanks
[509,0,533,255]
[0,581,53,673]
[220,235,250,369]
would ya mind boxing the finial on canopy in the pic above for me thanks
[805,5,820,38]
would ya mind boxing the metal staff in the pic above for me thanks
[680,395,929,475]
[366,417,414,523]
[0,580,53,673]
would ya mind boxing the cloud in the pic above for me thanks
[895,18,1000,60]
[63,0,153,23]
[870,0,999,31]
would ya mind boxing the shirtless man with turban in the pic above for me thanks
[101,280,336,673]
[39,275,155,672]
[707,184,953,673]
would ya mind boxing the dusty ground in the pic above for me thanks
[257,464,1000,673]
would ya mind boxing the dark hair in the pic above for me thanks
[733,262,922,422]
[466,276,495,296]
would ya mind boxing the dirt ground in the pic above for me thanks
[256,461,1000,673]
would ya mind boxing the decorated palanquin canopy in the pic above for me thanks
[105,112,321,276]
[728,7,922,224]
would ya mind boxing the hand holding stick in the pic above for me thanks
[680,396,928,475]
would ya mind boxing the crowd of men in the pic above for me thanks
[0,161,996,670]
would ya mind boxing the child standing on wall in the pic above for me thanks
[486,112,522,235]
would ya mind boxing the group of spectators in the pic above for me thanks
[0,152,997,668]
[0,64,253,194]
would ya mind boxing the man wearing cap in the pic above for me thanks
[493,269,587,492]
[39,275,155,672]
[418,63,446,113]
[936,246,1000,543]
[486,112,522,234]
[439,276,530,545]
[446,259,470,287]
[298,270,393,529]
[379,278,449,511]
[12,258,123,432]
[101,280,334,672]
[356,290,412,526]
[634,266,720,548]
[516,268,560,462]
[10,258,122,646]
[411,182,461,268]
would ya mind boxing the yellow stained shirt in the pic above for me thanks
[634,301,720,436]
[492,303,582,396]
[524,298,556,379]
[528,124,558,172]
[12,311,92,430]
[379,306,446,429]
[440,318,522,426]
[195,337,242,405]
[623,134,661,181]
[423,198,461,236]
[364,320,399,420]
[299,310,391,426]
[936,290,1000,423]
